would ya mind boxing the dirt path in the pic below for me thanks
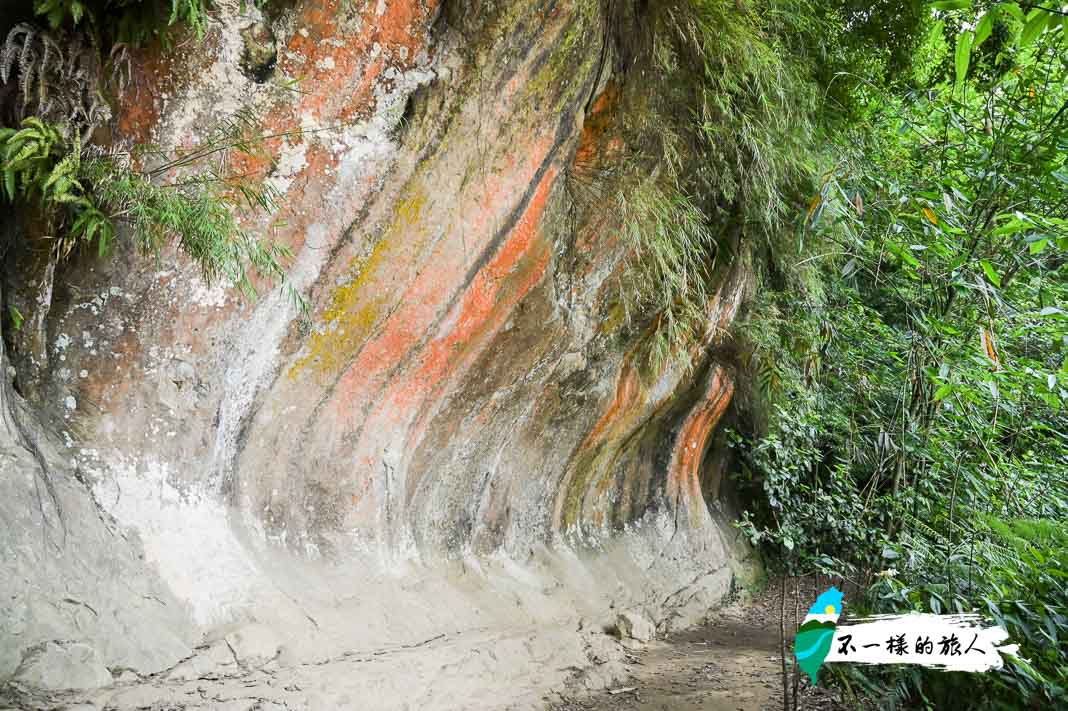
[545,587,849,711]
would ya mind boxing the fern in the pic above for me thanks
[81,153,293,299]
[0,117,297,306]
[1,23,109,133]
[0,117,69,200]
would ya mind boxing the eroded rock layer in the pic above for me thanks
[1,1,755,707]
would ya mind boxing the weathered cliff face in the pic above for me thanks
[1,1,755,707]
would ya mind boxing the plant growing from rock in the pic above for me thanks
[0,0,298,407]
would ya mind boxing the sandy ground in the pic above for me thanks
[544,584,850,711]
[0,525,747,711]
[0,580,856,711]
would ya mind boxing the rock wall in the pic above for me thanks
[1,0,757,707]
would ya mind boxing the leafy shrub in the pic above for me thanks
[0,116,293,300]
[732,3,1068,708]
[31,0,212,45]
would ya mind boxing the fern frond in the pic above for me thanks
[2,23,108,132]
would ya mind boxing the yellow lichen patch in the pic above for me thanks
[526,2,595,105]
[599,302,626,335]
[396,190,426,227]
[288,189,428,380]
[290,296,386,379]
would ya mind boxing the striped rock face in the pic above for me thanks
[22,0,753,636]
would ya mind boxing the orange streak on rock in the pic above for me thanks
[589,364,640,446]
[326,131,556,430]
[666,367,734,526]
[400,166,558,406]
[550,356,642,531]
[325,154,559,522]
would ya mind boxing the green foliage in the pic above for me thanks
[28,0,275,46]
[733,1,1068,707]
[598,0,932,367]
[655,0,819,232]
[616,180,719,366]
[606,0,851,364]
[31,0,213,45]
[0,116,294,302]
[80,153,291,299]
[0,118,71,201]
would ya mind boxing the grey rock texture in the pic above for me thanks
[223,624,280,668]
[11,641,112,691]
[0,0,760,707]
[615,611,655,643]
[0,420,193,685]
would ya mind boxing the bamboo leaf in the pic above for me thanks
[955,30,974,87]
[980,259,1002,287]
[975,11,995,47]
[1019,10,1049,48]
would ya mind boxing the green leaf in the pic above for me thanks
[998,2,1024,24]
[975,11,995,47]
[955,30,974,87]
[8,305,23,332]
[1029,238,1048,254]
[992,218,1029,236]
[1019,9,1049,48]
[980,259,1001,287]
[934,384,955,401]
[931,0,971,9]
[888,240,921,267]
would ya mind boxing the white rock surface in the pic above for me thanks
[615,611,656,642]
[0,443,193,683]
[224,624,280,667]
[12,641,112,691]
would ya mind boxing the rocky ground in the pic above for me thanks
[1,566,855,711]
[545,582,852,711]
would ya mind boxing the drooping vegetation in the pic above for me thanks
[597,0,939,369]
[0,111,292,298]
[594,0,829,366]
